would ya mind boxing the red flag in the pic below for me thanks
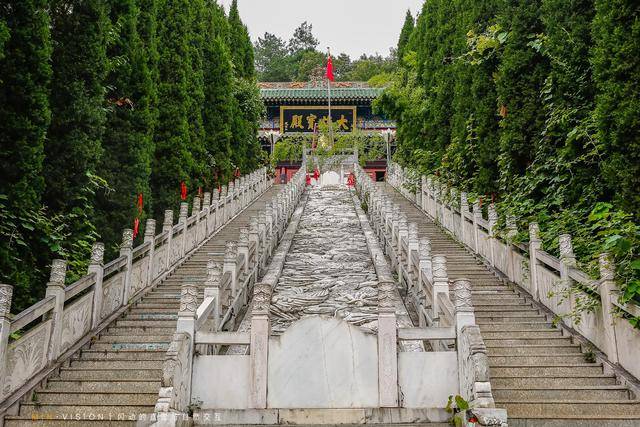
[347,172,356,187]
[234,167,241,178]
[313,168,319,181]
[198,186,202,197]
[133,217,140,239]
[305,173,311,186]
[137,193,143,215]
[180,182,187,201]
[326,55,335,82]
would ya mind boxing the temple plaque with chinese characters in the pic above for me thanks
[280,106,356,133]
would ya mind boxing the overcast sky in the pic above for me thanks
[218,0,425,59]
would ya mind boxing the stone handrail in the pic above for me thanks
[387,161,640,381]
[153,164,307,422]
[353,164,504,421]
[0,167,270,410]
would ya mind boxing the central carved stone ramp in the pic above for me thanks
[270,187,381,333]
[4,186,282,427]
[379,183,640,426]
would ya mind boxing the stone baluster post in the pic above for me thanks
[46,259,67,362]
[265,204,274,255]
[377,281,398,407]
[407,223,419,285]
[397,216,408,280]
[219,186,227,225]
[506,215,517,241]
[193,197,201,244]
[488,204,498,267]
[144,219,156,287]
[120,229,134,305]
[528,223,542,301]
[179,202,189,258]
[432,255,449,324]
[249,283,272,409]
[418,238,433,327]
[460,192,469,245]
[559,234,577,328]
[598,253,619,363]
[176,283,197,408]
[238,228,250,277]
[454,279,475,333]
[258,213,267,268]
[163,210,174,271]
[202,192,212,237]
[223,241,238,299]
[249,217,259,276]
[472,201,481,254]
[0,285,13,395]
[204,261,223,331]
[421,176,428,211]
[89,243,105,329]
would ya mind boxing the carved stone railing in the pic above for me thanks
[0,167,270,413]
[354,164,507,425]
[152,164,307,425]
[387,161,640,382]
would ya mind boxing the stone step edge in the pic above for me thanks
[493,385,629,390]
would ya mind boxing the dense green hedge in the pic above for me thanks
[0,1,263,312]
[377,0,640,325]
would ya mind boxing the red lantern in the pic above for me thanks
[180,182,187,201]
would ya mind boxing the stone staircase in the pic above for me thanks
[4,186,282,427]
[379,183,640,426]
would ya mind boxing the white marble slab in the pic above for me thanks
[398,351,458,408]
[267,316,379,408]
[193,355,250,409]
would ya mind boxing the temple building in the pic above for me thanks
[258,81,396,181]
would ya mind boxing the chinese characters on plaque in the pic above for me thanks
[280,107,357,133]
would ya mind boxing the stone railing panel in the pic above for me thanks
[59,292,93,354]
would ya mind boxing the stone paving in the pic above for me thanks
[270,187,381,334]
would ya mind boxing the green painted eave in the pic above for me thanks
[260,87,384,102]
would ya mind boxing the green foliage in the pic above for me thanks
[228,0,255,79]
[0,0,52,212]
[397,10,414,62]
[380,0,640,323]
[254,24,398,82]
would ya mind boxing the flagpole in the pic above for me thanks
[327,47,334,146]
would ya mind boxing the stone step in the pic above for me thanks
[90,342,170,352]
[68,359,163,370]
[18,403,152,418]
[106,326,176,335]
[482,330,563,339]
[493,387,631,401]
[471,299,529,306]
[97,334,173,343]
[479,322,554,331]
[120,315,177,322]
[477,315,548,323]
[58,368,161,381]
[128,308,180,314]
[474,306,538,313]
[489,354,588,365]
[74,350,165,361]
[45,379,160,393]
[491,375,619,388]
[491,364,603,377]
[487,344,582,355]
[34,391,158,405]
[485,337,573,346]
[499,400,640,418]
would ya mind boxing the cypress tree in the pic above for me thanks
[0,1,52,211]
[228,0,255,79]
[186,0,208,191]
[495,0,548,192]
[96,0,156,253]
[45,0,109,224]
[202,4,234,184]
[397,10,414,62]
[151,0,193,218]
[592,0,640,215]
